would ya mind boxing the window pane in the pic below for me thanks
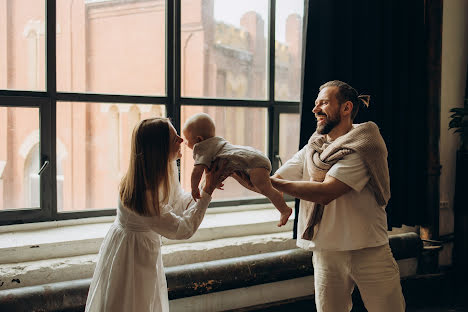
[275,0,303,101]
[0,107,40,210]
[181,105,268,201]
[56,102,166,211]
[0,1,46,91]
[181,0,268,100]
[56,0,166,96]
[278,113,300,164]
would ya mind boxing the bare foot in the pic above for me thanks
[277,207,293,227]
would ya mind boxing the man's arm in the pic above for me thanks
[270,174,352,205]
[271,173,283,179]
[273,147,306,182]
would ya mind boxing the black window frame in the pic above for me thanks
[0,0,301,226]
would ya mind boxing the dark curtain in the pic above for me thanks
[295,0,428,232]
[466,62,468,108]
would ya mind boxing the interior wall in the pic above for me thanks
[439,0,468,265]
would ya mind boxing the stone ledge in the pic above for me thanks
[170,276,315,312]
[0,233,423,312]
[167,249,314,300]
[163,232,297,266]
[0,231,419,291]
[0,198,418,294]
[168,232,422,299]
[0,269,447,312]
[0,232,296,290]
[0,203,295,264]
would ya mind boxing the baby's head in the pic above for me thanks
[182,113,216,149]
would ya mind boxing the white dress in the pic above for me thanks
[85,166,211,312]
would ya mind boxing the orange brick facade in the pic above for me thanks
[0,0,302,211]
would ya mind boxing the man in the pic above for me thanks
[271,80,405,312]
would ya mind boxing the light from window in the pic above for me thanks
[181,0,269,100]
[56,102,166,211]
[0,107,40,210]
[278,113,300,165]
[275,0,304,101]
[180,105,268,201]
[56,0,166,95]
[0,0,46,91]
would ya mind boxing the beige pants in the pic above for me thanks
[312,243,406,312]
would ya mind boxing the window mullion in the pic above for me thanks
[43,0,57,220]
[268,0,276,103]
[166,0,181,133]
[268,0,276,167]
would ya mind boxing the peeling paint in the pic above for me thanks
[30,245,40,248]
[11,279,20,284]
[192,280,216,291]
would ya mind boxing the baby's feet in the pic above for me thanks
[278,207,292,227]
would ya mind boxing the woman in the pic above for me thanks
[85,118,228,312]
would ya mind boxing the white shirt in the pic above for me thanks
[276,147,389,251]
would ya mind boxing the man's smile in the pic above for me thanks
[316,114,327,124]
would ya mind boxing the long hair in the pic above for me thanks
[119,118,173,216]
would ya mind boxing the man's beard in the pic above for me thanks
[316,113,340,135]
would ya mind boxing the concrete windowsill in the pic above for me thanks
[0,202,297,290]
[0,201,417,291]
[0,202,295,263]
[0,234,422,312]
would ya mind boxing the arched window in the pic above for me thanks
[23,20,44,90]
[23,143,40,208]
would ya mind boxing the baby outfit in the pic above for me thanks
[193,136,271,173]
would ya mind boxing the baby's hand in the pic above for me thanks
[192,188,201,201]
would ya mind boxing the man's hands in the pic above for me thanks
[269,176,283,190]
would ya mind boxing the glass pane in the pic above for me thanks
[181,105,268,201]
[56,102,166,211]
[278,113,300,165]
[275,0,304,101]
[57,0,166,96]
[0,1,46,91]
[181,0,268,100]
[0,107,40,210]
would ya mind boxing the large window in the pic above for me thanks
[0,0,303,225]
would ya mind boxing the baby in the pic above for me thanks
[182,113,292,227]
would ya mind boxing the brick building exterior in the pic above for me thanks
[0,0,302,211]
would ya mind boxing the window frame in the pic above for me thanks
[0,0,301,225]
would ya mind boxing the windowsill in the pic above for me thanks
[0,202,294,262]
[0,201,418,291]
[0,202,298,290]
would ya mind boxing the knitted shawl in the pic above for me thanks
[301,121,390,240]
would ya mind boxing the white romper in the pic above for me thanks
[193,136,271,173]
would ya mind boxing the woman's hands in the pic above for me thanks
[202,159,231,195]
